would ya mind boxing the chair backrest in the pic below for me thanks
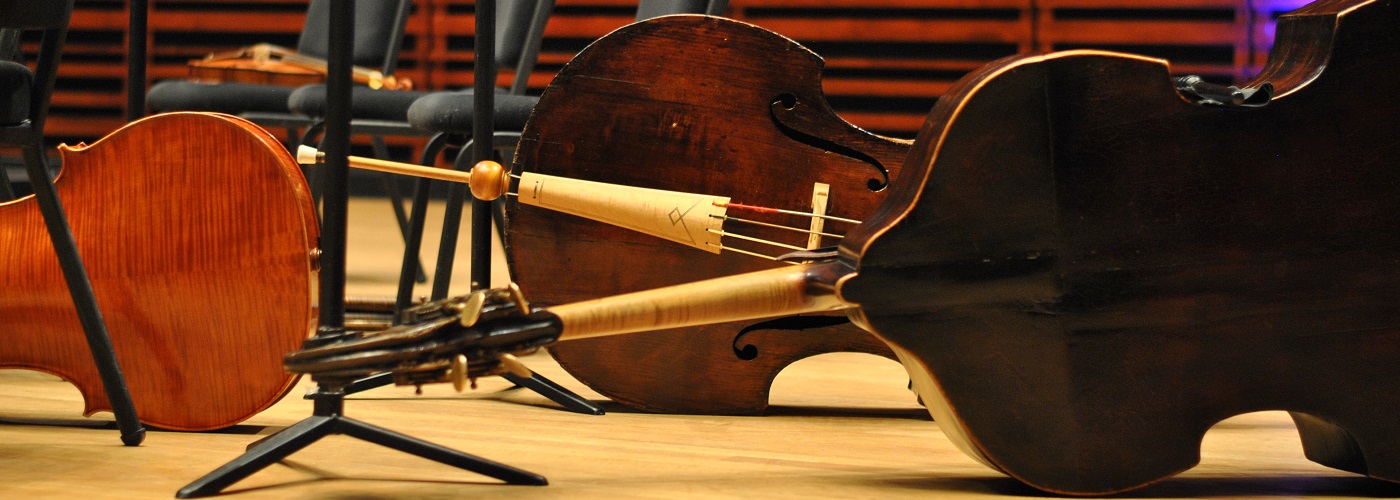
[499,0,557,94]
[636,0,728,21]
[0,0,73,131]
[296,0,414,74]
[492,0,719,95]
[0,0,74,30]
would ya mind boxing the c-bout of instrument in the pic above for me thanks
[509,15,911,415]
[0,113,319,431]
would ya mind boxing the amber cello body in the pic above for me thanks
[508,16,910,414]
[0,112,318,431]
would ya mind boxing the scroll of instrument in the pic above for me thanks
[287,0,1400,495]
[188,43,412,90]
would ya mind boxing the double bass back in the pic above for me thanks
[838,0,1400,493]
[0,113,318,431]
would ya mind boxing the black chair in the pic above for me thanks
[287,0,555,173]
[0,0,144,445]
[402,0,730,298]
[146,0,412,146]
[406,0,729,175]
[287,0,556,302]
[290,0,725,305]
[148,0,425,279]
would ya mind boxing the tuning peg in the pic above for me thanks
[447,291,488,327]
[449,354,469,392]
[497,353,534,378]
[506,283,530,315]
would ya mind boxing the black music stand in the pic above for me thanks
[177,2,545,496]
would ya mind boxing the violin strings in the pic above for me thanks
[710,214,842,239]
[702,243,800,264]
[707,229,807,252]
[715,202,861,224]
[506,174,860,224]
[504,172,848,263]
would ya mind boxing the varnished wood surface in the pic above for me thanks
[0,113,317,431]
[511,15,905,416]
[836,0,1400,494]
[2,198,1398,498]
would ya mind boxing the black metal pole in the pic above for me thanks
[22,144,145,446]
[470,0,496,291]
[318,0,352,334]
[126,0,147,119]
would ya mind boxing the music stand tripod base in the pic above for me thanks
[175,385,547,498]
[334,370,606,415]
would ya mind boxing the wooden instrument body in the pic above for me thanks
[838,0,1400,493]
[187,44,408,90]
[187,58,324,87]
[0,112,319,431]
[510,16,909,414]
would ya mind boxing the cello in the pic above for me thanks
[506,15,911,415]
[1,112,318,431]
[284,0,1400,494]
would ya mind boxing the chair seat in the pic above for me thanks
[406,91,539,133]
[0,60,32,125]
[288,84,430,122]
[146,80,301,115]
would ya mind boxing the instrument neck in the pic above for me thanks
[546,260,852,341]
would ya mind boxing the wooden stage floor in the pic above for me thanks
[3,198,1398,499]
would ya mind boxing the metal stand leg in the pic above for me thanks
[22,145,145,446]
[502,372,605,415]
[176,386,545,498]
[332,369,604,415]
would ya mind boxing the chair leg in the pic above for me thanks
[371,136,427,283]
[20,143,145,446]
[396,133,450,313]
[0,162,16,201]
[430,140,476,299]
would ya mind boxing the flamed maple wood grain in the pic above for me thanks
[0,112,318,431]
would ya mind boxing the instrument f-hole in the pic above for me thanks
[768,92,891,192]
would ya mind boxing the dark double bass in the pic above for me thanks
[287,0,1400,494]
